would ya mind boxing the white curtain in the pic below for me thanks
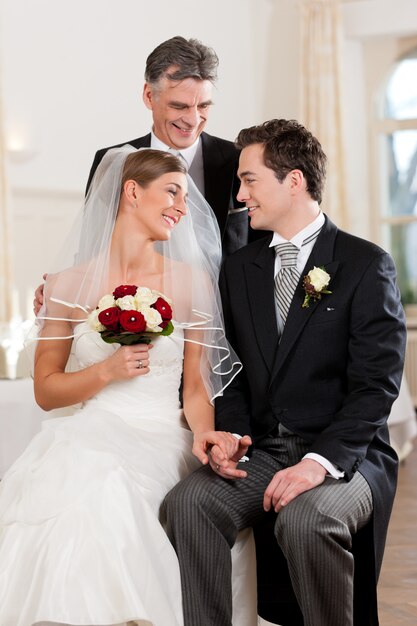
[299,0,348,229]
[0,58,13,323]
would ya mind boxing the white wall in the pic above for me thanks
[1,0,281,313]
[1,0,277,193]
[343,0,417,39]
[2,0,417,315]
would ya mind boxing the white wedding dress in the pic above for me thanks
[0,324,257,626]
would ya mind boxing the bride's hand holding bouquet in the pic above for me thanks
[98,343,153,381]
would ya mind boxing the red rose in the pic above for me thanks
[98,307,120,331]
[151,297,172,321]
[119,310,146,333]
[113,284,137,299]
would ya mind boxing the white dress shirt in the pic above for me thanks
[150,132,205,194]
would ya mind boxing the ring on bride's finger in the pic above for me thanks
[137,360,144,369]
[215,464,220,471]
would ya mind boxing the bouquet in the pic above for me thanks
[88,284,174,345]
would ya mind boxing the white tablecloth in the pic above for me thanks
[0,379,47,477]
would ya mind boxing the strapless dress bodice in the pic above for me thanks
[73,321,184,417]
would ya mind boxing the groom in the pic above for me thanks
[164,119,407,626]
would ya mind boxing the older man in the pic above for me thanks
[33,37,257,311]
[86,36,251,255]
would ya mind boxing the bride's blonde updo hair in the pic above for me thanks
[121,149,187,188]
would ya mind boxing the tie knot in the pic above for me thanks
[274,242,299,268]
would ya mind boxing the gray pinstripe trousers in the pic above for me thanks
[163,424,373,626]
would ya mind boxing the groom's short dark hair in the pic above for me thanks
[145,36,219,86]
[236,119,327,204]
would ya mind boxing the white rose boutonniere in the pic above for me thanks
[302,266,332,308]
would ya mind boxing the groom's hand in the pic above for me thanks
[193,430,239,467]
[209,434,252,480]
[263,458,327,512]
[192,432,252,479]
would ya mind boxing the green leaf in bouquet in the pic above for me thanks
[99,322,174,345]
[100,331,152,345]
[159,320,174,336]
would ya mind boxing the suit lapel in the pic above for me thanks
[244,242,279,373]
[201,133,231,233]
[271,216,340,382]
[130,134,151,149]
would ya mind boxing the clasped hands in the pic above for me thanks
[192,431,252,479]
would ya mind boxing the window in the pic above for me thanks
[376,48,417,305]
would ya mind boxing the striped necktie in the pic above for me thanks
[274,242,300,324]
[274,226,322,324]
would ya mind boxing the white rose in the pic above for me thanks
[308,267,330,292]
[97,294,115,311]
[143,307,163,332]
[153,290,173,305]
[116,295,137,310]
[87,309,106,332]
[135,287,158,307]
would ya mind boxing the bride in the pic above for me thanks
[0,148,256,626]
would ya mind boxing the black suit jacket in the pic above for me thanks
[85,131,244,239]
[216,215,406,624]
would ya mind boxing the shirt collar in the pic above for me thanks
[269,211,325,249]
[150,131,200,169]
